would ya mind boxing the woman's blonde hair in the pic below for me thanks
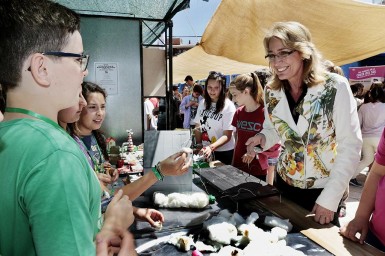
[263,21,326,90]
[229,73,264,105]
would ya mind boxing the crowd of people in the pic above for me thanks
[1,0,385,254]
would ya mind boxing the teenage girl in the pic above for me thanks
[74,82,192,226]
[75,82,118,186]
[193,71,236,165]
[230,73,280,183]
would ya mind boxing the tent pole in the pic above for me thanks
[167,20,174,130]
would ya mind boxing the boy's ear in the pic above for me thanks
[29,53,50,87]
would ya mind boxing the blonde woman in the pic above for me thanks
[246,21,362,226]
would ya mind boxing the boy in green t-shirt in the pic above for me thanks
[0,1,134,255]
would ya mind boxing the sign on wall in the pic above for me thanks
[349,65,385,91]
[95,62,119,95]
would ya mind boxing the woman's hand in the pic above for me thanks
[159,149,192,177]
[340,216,369,244]
[311,203,334,225]
[245,134,266,156]
[133,207,164,227]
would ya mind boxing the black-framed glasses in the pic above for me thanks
[43,51,89,71]
[265,50,296,62]
[27,52,90,72]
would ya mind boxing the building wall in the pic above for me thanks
[81,16,143,145]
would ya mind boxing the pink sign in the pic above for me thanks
[349,65,385,91]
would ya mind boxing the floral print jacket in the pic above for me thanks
[261,73,362,211]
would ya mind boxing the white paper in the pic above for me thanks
[95,62,118,95]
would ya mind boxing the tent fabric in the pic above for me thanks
[173,45,267,83]
[173,0,385,82]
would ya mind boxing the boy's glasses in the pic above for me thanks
[43,51,89,71]
[27,51,90,71]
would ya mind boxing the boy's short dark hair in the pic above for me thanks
[0,0,80,89]
[184,75,193,82]
[192,84,203,95]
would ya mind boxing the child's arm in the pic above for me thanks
[340,161,385,243]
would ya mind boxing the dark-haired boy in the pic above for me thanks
[0,1,133,255]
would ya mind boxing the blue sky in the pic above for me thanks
[172,0,221,45]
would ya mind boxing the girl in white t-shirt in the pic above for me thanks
[193,71,236,165]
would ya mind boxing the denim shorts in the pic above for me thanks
[268,157,278,166]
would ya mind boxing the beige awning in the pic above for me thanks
[173,45,267,83]
[173,0,385,83]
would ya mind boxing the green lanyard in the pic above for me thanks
[5,107,69,137]
[5,107,106,173]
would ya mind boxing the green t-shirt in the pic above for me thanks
[0,119,101,256]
